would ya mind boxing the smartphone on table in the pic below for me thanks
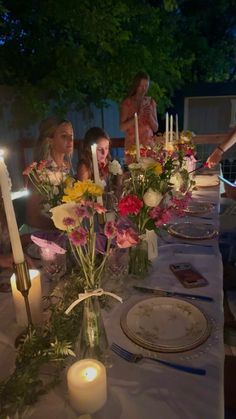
[170,263,208,288]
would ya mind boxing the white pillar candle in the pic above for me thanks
[170,115,173,144]
[0,152,24,264]
[67,359,107,414]
[91,144,103,205]
[165,112,169,149]
[10,269,43,327]
[175,113,179,141]
[134,112,140,161]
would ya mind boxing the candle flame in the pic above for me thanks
[82,367,98,382]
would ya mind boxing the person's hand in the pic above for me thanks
[206,148,223,168]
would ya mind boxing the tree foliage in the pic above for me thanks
[0,0,235,118]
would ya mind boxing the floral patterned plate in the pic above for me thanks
[168,222,217,240]
[121,297,211,353]
[184,201,214,216]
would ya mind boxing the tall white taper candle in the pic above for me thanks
[176,113,179,141]
[165,112,169,149]
[170,115,173,144]
[91,144,103,205]
[0,152,24,264]
[134,112,140,161]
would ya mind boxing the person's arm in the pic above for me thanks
[119,100,136,132]
[77,162,91,181]
[207,126,236,168]
[26,193,54,230]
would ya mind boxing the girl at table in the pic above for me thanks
[24,117,74,231]
[120,71,159,156]
[77,127,122,196]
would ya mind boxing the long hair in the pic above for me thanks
[34,116,73,162]
[79,127,111,172]
[128,71,150,97]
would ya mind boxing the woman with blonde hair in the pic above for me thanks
[25,116,74,230]
[120,71,159,154]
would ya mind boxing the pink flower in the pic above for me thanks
[22,162,37,176]
[63,217,76,227]
[93,202,106,214]
[149,206,172,227]
[75,206,89,219]
[69,227,88,246]
[37,160,48,171]
[104,221,117,238]
[118,195,143,216]
[116,227,139,248]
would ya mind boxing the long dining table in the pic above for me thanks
[0,173,224,419]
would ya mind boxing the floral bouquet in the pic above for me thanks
[50,179,138,361]
[118,156,192,276]
[23,160,73,213]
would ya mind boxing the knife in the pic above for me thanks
[133,285,214,302]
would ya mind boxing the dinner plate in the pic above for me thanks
[195,174,219,188]
[168,222,217,240]
[121,297,211,352]
[184,201,214,216]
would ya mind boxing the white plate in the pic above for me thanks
[121,297,211,352]
[195,174,219,188]
[184,201,214,216]
[168,222,217,240]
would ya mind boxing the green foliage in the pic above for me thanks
[0,272,84,418]
[0,0,235,118]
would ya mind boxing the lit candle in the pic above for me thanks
[0,151,24,264]
[170,115,173,144]
[10,269,43,327]
[134,112,140,161]
[175,113,179,141]
[91,144,103,205]
[165,112,169,149]
[67,359,107,414]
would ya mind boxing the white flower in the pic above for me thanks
[139,157,156,170]
[50,202,77,230]
[143,188,163,207]
[109,159,123,175]
[170,172,185,191]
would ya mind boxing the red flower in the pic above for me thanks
[118,195,143,216]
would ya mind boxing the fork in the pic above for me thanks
[111,342,206,376]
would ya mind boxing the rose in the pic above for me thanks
[143,188,163,207]
[169,172,185,191]
[116,227,139,248]
[109,159,122,175]
[50,202,77,230]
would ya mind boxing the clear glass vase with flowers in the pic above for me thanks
[50,179,137,362]
[118,155,192,277]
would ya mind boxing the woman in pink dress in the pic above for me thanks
[120,72,159,154]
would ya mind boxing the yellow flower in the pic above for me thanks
[125,145,137,156]
[63,180,103,203]
[152,162,163,175]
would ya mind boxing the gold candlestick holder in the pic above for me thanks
[14,261,33,327]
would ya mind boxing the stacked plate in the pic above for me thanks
[195,174,219,188]
[121,297,211,353]
[184,201,214,216]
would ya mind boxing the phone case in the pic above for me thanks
[169,263,208,288]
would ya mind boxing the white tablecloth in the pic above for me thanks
[0,178,224,419]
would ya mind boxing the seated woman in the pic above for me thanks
[77,127,122,196]
[24,117,74,232]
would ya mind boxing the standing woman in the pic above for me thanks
[120,72,159,154]
[25,117,74,230]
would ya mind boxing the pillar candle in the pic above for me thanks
[67,359,107,414]
[170,115,173,144]
[175,113,179,141]
[165,112,169,149]
[0,152,24,264]
[91,144,103,205]
[10,269,43,327]
[134,112,140,161]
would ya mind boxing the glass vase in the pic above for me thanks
[75,290,111,366]
[128,239,150,277]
